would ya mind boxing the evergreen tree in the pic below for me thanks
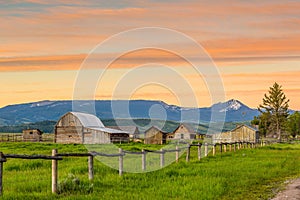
[251,112,271,137]
[258,82,289,141]
[286,111,300,138]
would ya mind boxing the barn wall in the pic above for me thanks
[173,125,195,140]
[56,113,82,127]
[22,130,42,142]
[55,126,83,144]
[212,126,258,143]
[83,128,111,144]
[144,128,163,144]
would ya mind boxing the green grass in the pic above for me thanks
[0,142,299,199]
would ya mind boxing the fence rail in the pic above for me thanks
[0,141,266,196]
[0,134,54,143]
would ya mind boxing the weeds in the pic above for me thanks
[58,174,93,195]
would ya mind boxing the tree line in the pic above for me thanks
[251,82,299,141]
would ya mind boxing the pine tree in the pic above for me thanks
[286,111,300,138]
[258,82,289,141]
[251,112,271,137]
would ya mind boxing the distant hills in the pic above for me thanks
[0,99,260,126]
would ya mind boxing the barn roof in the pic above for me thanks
[90,127,130,134]
[173,123,197,134]
[145,126,168,134]
[63,112,129,134]
[70,112,105,128]
[231,124,258,132]
[22,129,43,134]
[107,126,139,134]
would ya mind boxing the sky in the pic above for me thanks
[1,0,300,109]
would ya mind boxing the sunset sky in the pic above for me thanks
[1,0,300,109]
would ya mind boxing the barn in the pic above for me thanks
[171,124,196,140]
[22,129,43,142]
[211,124,259,143]
[144,126,168,145]
[55,112,129,144]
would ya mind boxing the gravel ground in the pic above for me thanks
[272,178,300,200]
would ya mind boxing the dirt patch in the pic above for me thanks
[272,178,300,200]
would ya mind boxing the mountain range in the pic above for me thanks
[0,99,260,126]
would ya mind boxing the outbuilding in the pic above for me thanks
[211,124,259,143]
[171,124,196,140]
[22,129,43,142]
[144,126,168,145]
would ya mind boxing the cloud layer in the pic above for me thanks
[1,0,300,109]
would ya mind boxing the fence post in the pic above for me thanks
[119,148,123,176]
[88,155,94,180]
[212,144,216,156]
[224,143,227,152]
[175,146,179,163]
[229,143,232,152]
[197,143,201,160]
[204,143,208,157]
[220,142,223,154]
[234,143,236,152]
[160,149,165,167]
[142,149,146,171]
[0,152,5,196]
[52,149,58,194]
[186,145,190,162]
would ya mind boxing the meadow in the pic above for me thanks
[0,142,299,199]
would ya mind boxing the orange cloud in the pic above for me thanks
[0,54,85,72]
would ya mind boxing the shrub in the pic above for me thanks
[57,173,93,195]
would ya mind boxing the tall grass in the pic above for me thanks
[0,142,299,199]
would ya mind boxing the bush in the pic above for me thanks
[57,174,93,194]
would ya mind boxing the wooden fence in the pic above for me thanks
[0,134,54,143]
[0,141,265,196]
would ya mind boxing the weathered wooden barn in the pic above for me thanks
[171,124,196,140]
[211,124,259,143]
[144,126,168,145]
[55,112,129,144]
[22,129,43,142]
[107,126,140,139]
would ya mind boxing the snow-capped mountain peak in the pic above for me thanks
[219,99,242,112]
[30,100,54,108]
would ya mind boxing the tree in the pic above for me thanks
[286,111,300,138]
[258,82,289,141]
[251,112,271,137]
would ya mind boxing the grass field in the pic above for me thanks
[0,142,299,199]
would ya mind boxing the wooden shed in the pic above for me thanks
[211,124,259,143]
[22,129,43,142]
[171,124,196,140]
[55,112,129,144]
[144,126,168,145]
